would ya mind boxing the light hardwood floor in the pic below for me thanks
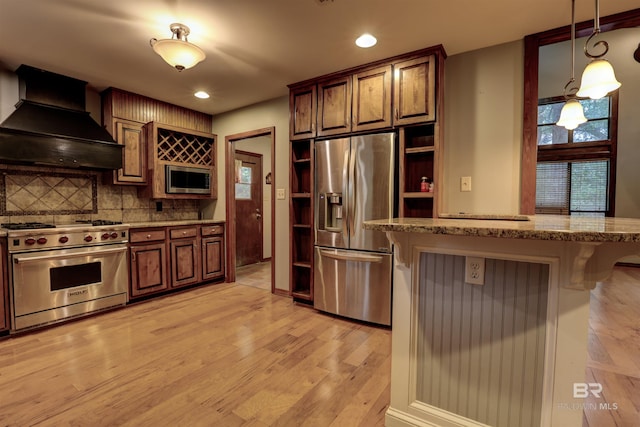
[0,266,637,426]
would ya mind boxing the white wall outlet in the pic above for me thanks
[465,256,485,285]
[461,176,472,192]
[276,188,286,200]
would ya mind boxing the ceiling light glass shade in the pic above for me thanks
[194,90,210,99]
[355,33,377,48]
[556,99,587,130]
[150,23,206,71]
[152,39,205,71]
[576,58,621,99]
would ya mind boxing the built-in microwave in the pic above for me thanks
[165,165,211,195]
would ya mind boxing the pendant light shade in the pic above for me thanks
[150,23,206,71]
[576,58,621,99]
[557,99,587,130]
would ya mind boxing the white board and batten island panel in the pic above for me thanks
[363,215,640,427]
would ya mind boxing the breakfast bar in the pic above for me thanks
[364,215,640,427]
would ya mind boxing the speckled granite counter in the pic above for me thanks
[364,215,640,242]
[367,215,640,427]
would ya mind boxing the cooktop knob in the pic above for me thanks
[110,232,118,239]
[102,233,110,240]
[84,235,93,242]
[25,238,36,245]
[59,236,69,244]
[37,237,47,244]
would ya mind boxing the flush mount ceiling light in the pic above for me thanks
[355,33,377,48]
[194,91,210,99]
[150,23,206,71]
[576,0,621,99]
[557,0,587,130]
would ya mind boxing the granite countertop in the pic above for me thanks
[128,219,225,229]
[363,215,640,242]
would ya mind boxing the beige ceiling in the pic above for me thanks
[0,0,637,116]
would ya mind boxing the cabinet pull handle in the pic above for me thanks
[132,252,136,262]
[311,122,315,132]
[395,108,399,120]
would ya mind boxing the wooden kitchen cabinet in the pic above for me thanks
[289,84,317,140]
[113,119,146,184]
[392,55,436,126]
[169,226,200,288]
[129,228,169,298]
[201,224,225,281]
[290,140,313,301]
[317,76,352,137]
[352,65,392,132]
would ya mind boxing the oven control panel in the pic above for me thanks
[9,227,129,251]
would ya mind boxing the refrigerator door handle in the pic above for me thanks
[348,140,356,237]
[319,249,383,263]
[342,147,350,239]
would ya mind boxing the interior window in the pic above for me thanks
[535,95,617,217]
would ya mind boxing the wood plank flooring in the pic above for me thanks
[0,263,637,426]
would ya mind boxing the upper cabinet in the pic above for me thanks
[101,88,214,188]
[288,46,444,140]
[393,56,436,126]
[289,84,317,140]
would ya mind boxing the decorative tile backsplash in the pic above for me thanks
[1,170,97,215]
[0,165,201,224]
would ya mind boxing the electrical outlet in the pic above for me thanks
[461,176,472,192]
[276,188,286,200]
[465,256,485,285]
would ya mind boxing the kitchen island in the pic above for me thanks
[364,215,640,427]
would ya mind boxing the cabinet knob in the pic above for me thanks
[146,234,151,239]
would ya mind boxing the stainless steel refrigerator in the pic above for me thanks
[314,132,395,326]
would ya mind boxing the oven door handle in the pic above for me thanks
[13,246,127,264]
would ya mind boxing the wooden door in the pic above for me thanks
[235,150,263,267]
[114,119,146,184]
[289,84,317,140]
[130,243,168,298]
[352,65,392,132]
[317,76,352,137]
[170,238,200,288]
[393,55,436,126]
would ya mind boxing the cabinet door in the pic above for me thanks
[130,243,168,298]
[289,85,317,140]
[352,65,392,132]
[0,239,7,331]
[393,55,436,125]
[170,238,200,288]
[114,119,146,184]
[317,76,352,137]
[202,236,225,281]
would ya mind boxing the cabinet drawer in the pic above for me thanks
[201,225,224,237]
[130,229,166,243]
[170,227,198,239]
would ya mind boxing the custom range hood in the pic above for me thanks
[0,65,122,170]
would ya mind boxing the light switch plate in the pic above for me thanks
[461,176,472,192]
[276,188,286,200]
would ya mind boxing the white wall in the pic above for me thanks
[235,135,273,260]
[206,96,289,291]
[443,41,524,215]
[539,28,640,218]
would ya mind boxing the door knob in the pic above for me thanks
[256,213,262,220]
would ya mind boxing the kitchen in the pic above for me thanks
[0,1,639,426]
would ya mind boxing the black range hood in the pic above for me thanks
[0,65,123,170]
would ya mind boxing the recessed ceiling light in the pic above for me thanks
[355,33,377,48]
[194,91,210,99]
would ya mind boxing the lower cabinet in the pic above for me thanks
[129,229,169,298]
[129,223,225,301]
[0,238,7,333]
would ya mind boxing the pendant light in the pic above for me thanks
[150,23,206,71]
[557,0,587,130]
[576,0,621,99]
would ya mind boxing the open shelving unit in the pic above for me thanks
[399,124,439,218]
[290,140,314,301]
